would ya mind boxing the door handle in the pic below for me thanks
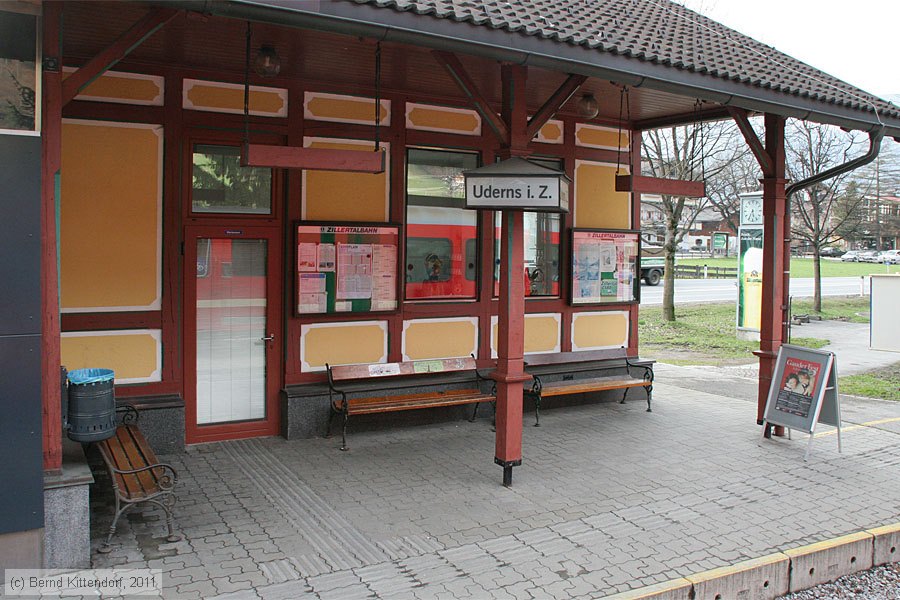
[260,334,275,342]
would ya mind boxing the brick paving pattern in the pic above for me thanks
[90,370,900,599]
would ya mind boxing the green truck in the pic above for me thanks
[640,255,665,286]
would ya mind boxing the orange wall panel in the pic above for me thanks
[60,121,161,312]
[302,138,390,222]
[574,161,631,229]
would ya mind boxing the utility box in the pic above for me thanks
[870,274,900,352]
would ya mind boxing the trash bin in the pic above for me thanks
[67,368,117,442]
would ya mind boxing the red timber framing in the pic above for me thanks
[52,7,644,469]
[241,144,386,173]
[41,2,63,472]
[731,112,789,430]
[61,7,179,106]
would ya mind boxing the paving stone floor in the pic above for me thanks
[90,368,900,599]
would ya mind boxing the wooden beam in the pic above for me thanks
[632,106,731,131]
[526,74,587,140]
[242,144,385,173]
[62,7,179,106]
[727,106,774,177]
[432,50,508,143]
[615,175,705,197]
[41,0,63,474]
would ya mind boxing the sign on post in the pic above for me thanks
[464,157,569,212]
[761,344,841,459]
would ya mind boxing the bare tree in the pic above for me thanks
[704,133,762,236]
[641,120,748,321]
[847,139,900,249]
[786,121,865,312]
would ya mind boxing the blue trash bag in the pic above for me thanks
[67,368,115,385]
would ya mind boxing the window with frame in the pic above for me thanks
[405,148,480,300]
[493,157,563,297]
[192,144,272,215]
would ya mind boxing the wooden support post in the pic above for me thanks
[501,64,529,154]
[754,114,788,431]
[491,63,530,486]
[493,209,529,486]
[42,2,63,473]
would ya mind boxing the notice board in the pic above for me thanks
[295,223,399,315]
[571,229,640,305]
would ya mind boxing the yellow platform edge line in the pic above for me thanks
[784,531,873,557]
[599,577,691,599]
[815,416,900,437]
[686,552,789,584]
[598,521,900,599]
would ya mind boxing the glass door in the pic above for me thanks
[184,226,282,442]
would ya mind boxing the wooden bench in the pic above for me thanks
[95,405,180,552]
[523,348,654,426]
[326,357,495,451]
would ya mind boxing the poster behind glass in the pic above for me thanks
[296,224,399,315]
[571,229,640,305]
[0,10,39,135]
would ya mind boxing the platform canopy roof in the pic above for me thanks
[218,0,900,135]
[71,0,900,138]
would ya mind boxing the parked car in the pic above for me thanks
[819,247,845,258]
[859,251,882,263]
[841,250,861,262]
[881,249,900,265]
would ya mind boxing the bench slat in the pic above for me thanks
[349,391,493,415]
[101,429,147,500]
[99,425,160,501]
[537,376,648,398]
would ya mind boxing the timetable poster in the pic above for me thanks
[774,356,824,419]
[571,230,640,304]
[295,224,399,315]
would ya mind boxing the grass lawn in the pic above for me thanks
[789,296,871,324]
[676,256,900,278]
[639,301,829,366]
[839,364,900,401]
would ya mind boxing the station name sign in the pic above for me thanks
[464,157,570,213]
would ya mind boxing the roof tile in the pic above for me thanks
[349,0,898,120]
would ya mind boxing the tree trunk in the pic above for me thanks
[813,248,822,313]
[663,228,677,322]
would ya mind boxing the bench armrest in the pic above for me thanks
[116,403,139,424]
[108,462,178,491]
[624,357,654,384]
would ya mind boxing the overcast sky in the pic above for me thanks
[678,0,900,100]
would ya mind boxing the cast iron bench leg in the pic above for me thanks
[620,388,628,404]
[340,408,349,451]
[646,385,652,412]
[534,394,541,427]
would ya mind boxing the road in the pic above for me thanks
[640,276,869,305]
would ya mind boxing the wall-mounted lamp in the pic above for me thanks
[254,45,281,77]
[577,93,600,119]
